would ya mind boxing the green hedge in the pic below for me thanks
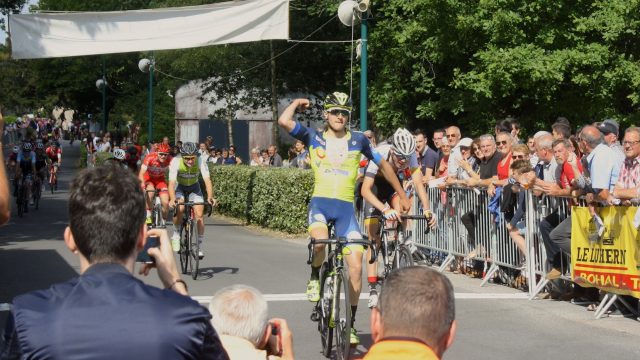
[210,165,313,233]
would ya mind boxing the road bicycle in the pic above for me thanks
[15,175,31,217]
[308,226,374,360]
[175,201,211,280]
[48,163,58,194]
[146,189,165,228]
[375,214,427,279]
[32,175,42,210]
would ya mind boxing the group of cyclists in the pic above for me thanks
[278,92,436,345]
[96,139,217,260]
[7,137,61,212]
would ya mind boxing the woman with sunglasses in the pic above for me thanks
[168,142,217,258]
[139,143,173,225]
[277,92,411,345]
[488,132,514,196]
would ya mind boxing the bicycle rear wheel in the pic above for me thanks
[17,186,24,217]
[334,270,351,360]
[188,219,199,280]
[152,199,163,227]
[179,223,189,274]
[318,261,333,357]
[33,181,41,210]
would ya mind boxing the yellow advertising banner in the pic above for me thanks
[571,206,640,298]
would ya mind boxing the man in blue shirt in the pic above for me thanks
[1,165,228,360]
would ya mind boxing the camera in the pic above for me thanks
[266,322,282,356]
[136,236,160,264]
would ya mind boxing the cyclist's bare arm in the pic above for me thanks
[278,99,310,133]
[378,159,411,212]
[411,168,431,212]
[361,177,387,213]
[138,164,148,185]
[168,180,177,205]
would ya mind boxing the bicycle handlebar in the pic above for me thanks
[306,238,376,265]
[173,202,213,217]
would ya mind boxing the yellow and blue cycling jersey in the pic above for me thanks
[291,122,382,243]
[290,122,382,203]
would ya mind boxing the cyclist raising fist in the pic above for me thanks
[168,142,216,259]
[277,92,410,345]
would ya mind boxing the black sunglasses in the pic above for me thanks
[328,109,350,117]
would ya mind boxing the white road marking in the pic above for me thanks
[1,293,528,311]
[191,292,527,305]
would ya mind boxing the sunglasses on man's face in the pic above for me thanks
[512,155,525,160]
[183,156,196,161]
[158,152,168,157]
[328,109,350,117]
[496,140,508,146]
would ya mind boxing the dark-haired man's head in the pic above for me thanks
[67,165,145,265]
[371,266,456,357]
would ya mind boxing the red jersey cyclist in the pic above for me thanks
[45,142,62,191]
[139,143,173,225]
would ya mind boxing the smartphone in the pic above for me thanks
[266,322,282,356]
[136,236,160,263]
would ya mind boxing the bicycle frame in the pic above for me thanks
[307,236,374,360]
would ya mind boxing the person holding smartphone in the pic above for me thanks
[210,284,295,360]
[1,165,229,360]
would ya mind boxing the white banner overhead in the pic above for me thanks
[9,0,289,59]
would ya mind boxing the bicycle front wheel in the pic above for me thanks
[179,223,189,274]
[318,261,333,357]
[334,270,351,360]
[396,245,414,269]
[188,220,199,280]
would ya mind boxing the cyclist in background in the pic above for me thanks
[45,142,62,191]
[103,148,128,169]
[139,143,173,225]
[168,142,216,258]
[15,142,36,206]
[34,143,48,192]
[361,128,436,308]
[277,92,410,345]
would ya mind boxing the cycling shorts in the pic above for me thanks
[175,183,204,203]
[145,179,169,195]
[308,197,365,254]
[363,180,396,220]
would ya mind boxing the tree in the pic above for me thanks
[366,0,640,137]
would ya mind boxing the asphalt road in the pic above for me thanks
[1,141,640,359]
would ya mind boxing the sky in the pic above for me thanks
[1,0,39,45]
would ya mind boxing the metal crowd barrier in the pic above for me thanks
[356,183,586,299]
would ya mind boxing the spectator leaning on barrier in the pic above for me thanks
[447,137,477,185]
[551,122,571,140]
[597,119,625,166]
[210,285,294,360]
[612,126,640,202]
[445,126,462,178]
[0,165,229,360]
[533,134,559,187]
[362,266,456,360]
[414,129,439,183]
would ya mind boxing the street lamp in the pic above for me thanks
[338,0,370,131]
[139,56,155,143]
[95,77,107,132]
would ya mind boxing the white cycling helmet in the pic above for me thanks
[113,148,127,160]
[391,128,416,156]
